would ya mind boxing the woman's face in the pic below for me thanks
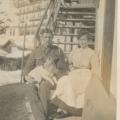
[44,58,58,74]
[44,58,52,68]
[79,35,88,48]
[41,33,52,48]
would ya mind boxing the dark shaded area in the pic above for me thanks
[29,0,41,2]
[0,55,29,71]
[83,75,116,120]
[0,83,46,120]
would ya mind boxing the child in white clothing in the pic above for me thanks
[25,57,58,88]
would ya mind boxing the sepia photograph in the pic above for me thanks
[0,0,117,120]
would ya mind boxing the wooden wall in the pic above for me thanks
[101,0,115,93]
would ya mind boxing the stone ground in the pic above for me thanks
[0,84,29,120]
[0,83,82,120]
[0,83,46,120]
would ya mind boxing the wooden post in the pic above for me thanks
[21,23,27,83]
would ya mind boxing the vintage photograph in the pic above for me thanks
[0,0,116,120]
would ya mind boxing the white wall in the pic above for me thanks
[110,0,117,98]
[117,1,120,120]
[96,0,116,98]
[95,0,106,68]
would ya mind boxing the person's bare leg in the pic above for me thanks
[38,81,53,115]
[51,97,83,116]
[61,0,65,6]
[60,0,68,7]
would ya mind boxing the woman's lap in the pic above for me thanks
[53,69,92,108]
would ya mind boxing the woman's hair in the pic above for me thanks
[38,28,53,46]
[45,56,56,66]
[77,30,93,41]
[45,56,58,74]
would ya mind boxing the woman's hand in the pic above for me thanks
[25,75,38,84]
[25,75,33,81]
[69,64,74,71]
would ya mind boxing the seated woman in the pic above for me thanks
[51,32,101,117]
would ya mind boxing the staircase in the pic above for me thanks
[35,0,96,54]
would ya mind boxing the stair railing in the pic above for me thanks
[34,0,61,48]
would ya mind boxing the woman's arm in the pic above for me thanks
[41,73,55,86]
[24,75,39,84]
[68,51,74,71]
[90,52,101,79]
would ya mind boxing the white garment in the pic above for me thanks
[28,66,53,84]
[52,47,100,108]
[53,69,91,108]
[52,75,76,107]
[70,47,94,68]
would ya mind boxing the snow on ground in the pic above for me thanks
[0,70,21,86]
[13,35,35,50]
[0,36,11,46]
[0,46,31,86]
[6,50,31,58]
[0,49,8,56]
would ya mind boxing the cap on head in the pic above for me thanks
[40,28,53,36]
[77,30,92,41]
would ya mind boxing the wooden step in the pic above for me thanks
[60,6,96,14]
[54,33,95,37]
[60,4,96,9]
[56,26,95,29]
[57,18,95,22]
[53,41,94,45]
[58,11,96,15]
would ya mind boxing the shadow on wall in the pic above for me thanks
[83,75,116,120]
